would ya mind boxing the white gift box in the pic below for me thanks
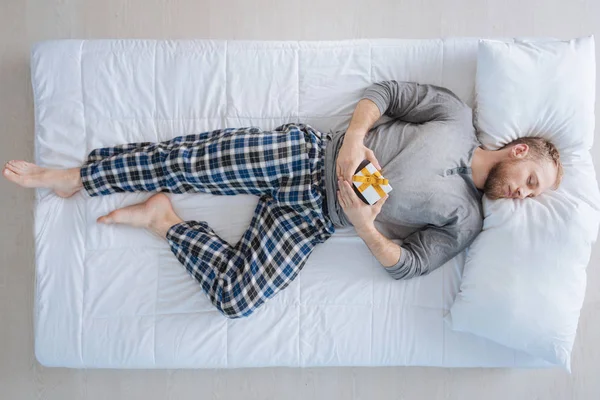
[352,162,393,205]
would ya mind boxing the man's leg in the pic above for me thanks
[101,191,330,318]
[3,125,305,200]
[1,141,153,197]
[94,123,335,318]
[5,123,335,318]
[167,194,328,318]
[80,126,303,198]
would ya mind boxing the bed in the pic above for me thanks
[31,38,554,368]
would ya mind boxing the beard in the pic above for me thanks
[483,159,519,200]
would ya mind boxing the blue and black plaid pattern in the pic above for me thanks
[81,123,336,318]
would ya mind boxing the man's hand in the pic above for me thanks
[336,134,382,183]
[337,178,388,231]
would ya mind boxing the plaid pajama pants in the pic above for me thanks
[80,123,336,319]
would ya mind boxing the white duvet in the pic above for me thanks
[32,38,553,368]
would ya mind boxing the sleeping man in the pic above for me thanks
[3,81,563,319]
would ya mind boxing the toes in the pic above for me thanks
[3,168,28,186]
[10,160,32,173]
[7,160,36,174]
[5,163,19,174]
[97,215,113,224]
[100,210,123,224]
[3,168,19,182]
[8,160,21,171]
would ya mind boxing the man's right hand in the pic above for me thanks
[336,132,382,182]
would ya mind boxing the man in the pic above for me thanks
[3,81,563,319]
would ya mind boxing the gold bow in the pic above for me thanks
[352,167,388,198]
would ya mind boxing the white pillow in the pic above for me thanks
[474,36,596,153]
[447,36,600,371]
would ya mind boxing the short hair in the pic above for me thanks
[500,137,563,190]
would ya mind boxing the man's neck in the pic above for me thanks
[470,147,506,190]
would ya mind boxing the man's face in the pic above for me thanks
[483,157,558,200]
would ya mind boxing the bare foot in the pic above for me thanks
[97,193,183,238]
[2,160,82,198]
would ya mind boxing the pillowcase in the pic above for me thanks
[474,36,596,153]
[447,36,600,372]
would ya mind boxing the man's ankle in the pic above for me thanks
[152,215,183,238]
[70,168,83,187]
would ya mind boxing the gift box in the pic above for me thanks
[351,160,393,205]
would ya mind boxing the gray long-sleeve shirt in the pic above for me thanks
[323,81,484,280]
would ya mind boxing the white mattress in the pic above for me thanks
[32,38,552,368]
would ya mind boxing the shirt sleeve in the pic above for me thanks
[362,80,469,124]
[383,215,483,280]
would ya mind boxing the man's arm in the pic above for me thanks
[344,97,382,142]
[343,80,468,146]
[362,80,468,125]
[339,81,455,178]
[340,81,474,277]
[358,216,483,280]
[356,224,403,267]
[335,98,384,181]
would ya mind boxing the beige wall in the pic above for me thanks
[1,1,599,399]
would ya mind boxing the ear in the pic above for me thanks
[511,143,529,159]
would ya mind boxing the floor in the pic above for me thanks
[1,1,599,399]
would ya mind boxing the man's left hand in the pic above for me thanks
[337,178,388,231]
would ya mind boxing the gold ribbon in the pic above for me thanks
[352,167,388,199]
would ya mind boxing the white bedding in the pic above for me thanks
[32,38,553,368]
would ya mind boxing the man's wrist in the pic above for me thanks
[345,128,367,142]
[356,222,377,238]
[355,222,403,268]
